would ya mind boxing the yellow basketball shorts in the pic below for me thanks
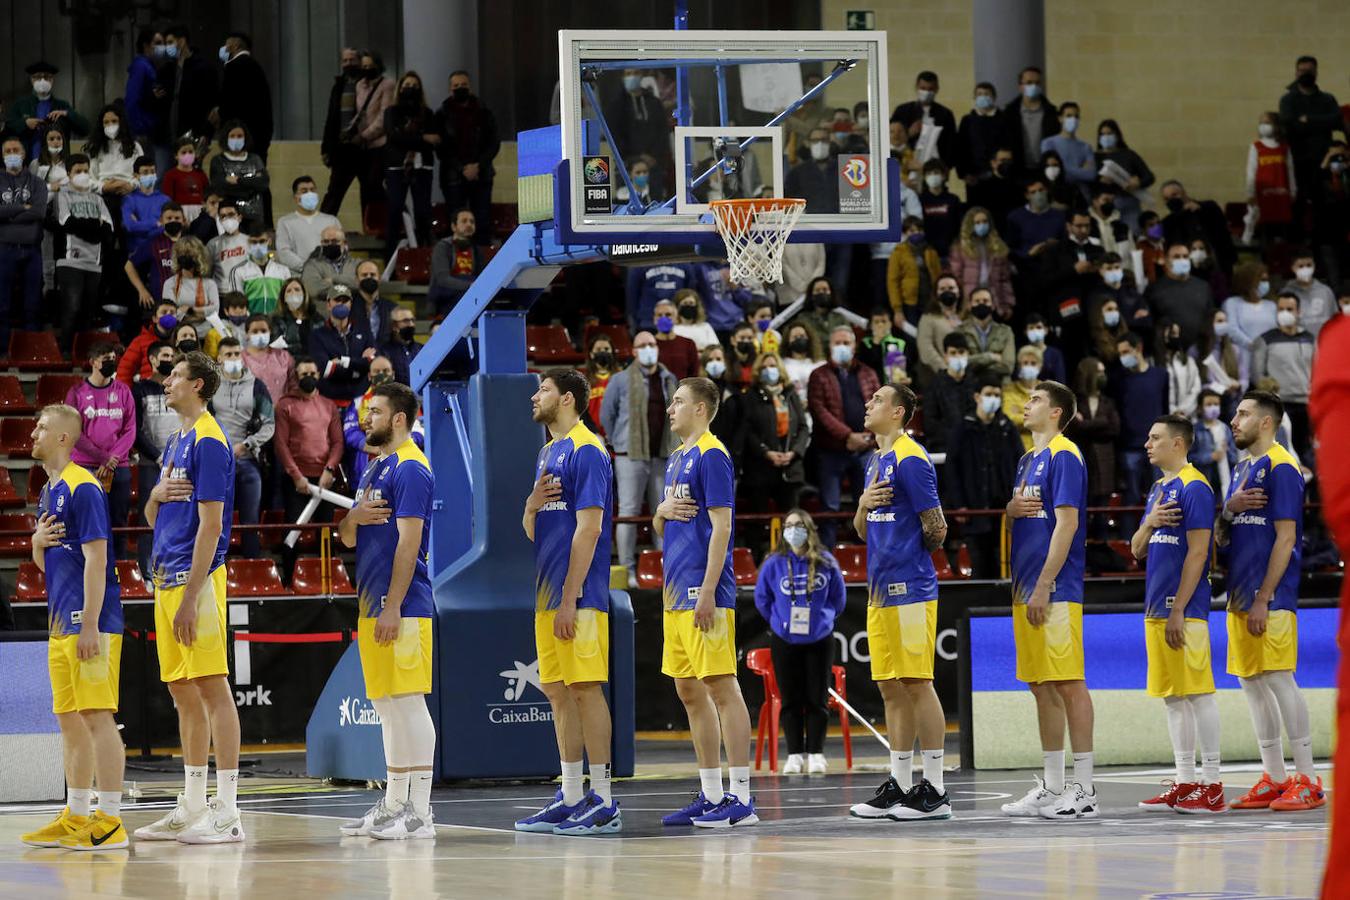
[358,616,433,699]
[662,607,737,680]
[49,632,123,714]
[1145,618,1216,698]
[536,608,609,685]
[1013,601,1085,683]
[1226,609,1297,679]
[154,565,229,682]
[866,600,938,681]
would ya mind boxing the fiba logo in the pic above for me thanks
[842,156,869,189]
[584,157,610,185]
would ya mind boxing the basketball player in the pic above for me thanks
[337,382,439,839]
[999,381,1098,820]
[1130,415,1226,814]
[21,406,128,851]
[848,384,952,821]
[135,352,243,844]
[655,377,757,828]
[515,369,621,835]
[1218,390,1323,811]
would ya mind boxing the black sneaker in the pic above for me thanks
[849,777,910,819]
[888,778,952,820]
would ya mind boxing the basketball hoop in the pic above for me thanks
[709,197,806,286]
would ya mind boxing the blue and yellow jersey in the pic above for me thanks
[1225,443,1303,613]
[150,412,234,587]
[1143,464,1214,619]
[354,437,435,618]
[662,431,736,611]
[38,462,121,637]
[533,421,613,613]
[1010,433,1087,604]
[864,434,940,607]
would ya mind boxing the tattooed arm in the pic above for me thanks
[919,506,948,552]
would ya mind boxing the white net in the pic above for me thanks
[709,199,806,286]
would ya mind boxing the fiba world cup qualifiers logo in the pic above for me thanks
[842,156,869,190]
[584,157,611,185]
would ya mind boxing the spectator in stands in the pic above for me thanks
[160,24,218,158]
[117,299,179,383]
[1065,356,1119,527]
[1312,141,1350,280]
[1005,66,1058,174]
[274,355,344,582]
[967,147,1022,233]
[960,286,1015,380]
[1282,249,1336,336]
[319,48,369,215]
[1187,238,1229,308]
[782,321,824,408]
[379,305,420,387]
[1088,252,1148,356]
[7,61,89,163]
[428,209,486,315]
[301,224,360,300]
[1040,101,1094,202]
[1001,344,1043,451]
[1035,211,1105,354]
[273,276,322,350]
[600,330,677,587]
[1088,183,1134,260]
[924,332,974,455]
[1022,312,1065,384]
[720,321,756,392]
[210,122,269,227]
[1093,119,1153,230]
[173,322,200,354]
[308,283,374,402]
[1280,55,1342,224]
[583,334,616,436]
[948,206,1015,320]
[694,260,757,338]
[1222,260,1276,352]
[276,176,341,273]
[1113,331,1169,505]
[229,226,289,313]
[1006,177,1066,263]
[206,198,249,291]
[242,313,292,403]
[87,104,141,227]
[1251,291,1315,457]
[1158,319,1201,418]
[323,50,395,221]
[671,289,719,350]
[1200,308,1247,409]
[1246,112,1297,244]
[808,326,879,547]
[1136,210,1165,285]
[625,262,697,333]
[49,153,114,351]
[133,340,177,573]
[918,161,963,259]
[1190,388,1238,498]
[1146,243,1212,348]
[66,341,135,556]
[162,140,209,214]
[122,155,168,258]
[891,70,957,166]
[188,190,224,242]
[614,156,662,207]
[435,70,500,244]
[0,136,47,349]
[214,336,274,558]
[916,275,965,385]
[777,241,826,310]
[215,33,273,163]
[1159,180,1236,275]
[956,82,1005,185]
[32,127,69,190]
[163,235,218,332]
[739,352,811,549]
[701,344,741,448]
[1038,150,1076,211]
[351,258,398,346]
[858,307,907,388]
[887,216,942,327]
[944,375,1024,577]
[651,298,699,379]
[203,292,250,358]
[785,126,839,215]
[382,71,440,255]
[1088,294,1129,364]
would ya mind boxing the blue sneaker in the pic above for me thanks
[691,793,759,829]
[553,792,622,835]
[662,791,718,827]
[514,790,587,833]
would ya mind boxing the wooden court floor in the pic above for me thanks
[0,764,1329,899]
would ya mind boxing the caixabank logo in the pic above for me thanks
[487,659,554,725]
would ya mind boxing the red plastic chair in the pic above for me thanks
[525,325,585,365]
[932,547,956,580]
[636,549,664,591]
[0,418,36,458]
[0,513,36,556]
[12,561,46,601]
[35,374,84,408]
[0,375,33,413]
[826,664,853,770]
[26,465,48,504]
[747,647,782,773]
[9,331,67,371]
[291,557,356,595]
[1107,539,1141,572]
[394,247,433,285]
[71,331,117,371]
[225,558,290,596]
[0,467,23,508]
[582,323,635,362]
[953,543,974,579]
[115,560,153,600]
[832,543,867,584]
[732,546,757,586]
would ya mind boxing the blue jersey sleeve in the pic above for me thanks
[393,459,434,521]
[192,437,232,502]
[1047,449,1086,510]
[571,445,609,511]
[898,455,940,512]
[1267,464,1304,522]
[68,482,110,545]
[700,447,735,509]
[1181,480,1214,532]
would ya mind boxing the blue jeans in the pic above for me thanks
[385,167,432,256]
[235,458,263,558]
[0,242,44,350]
[815,448,868,548]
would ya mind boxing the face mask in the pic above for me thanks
[1190,249,1208,266]
[70,172,92,190]
[33,78,53,97]
[165,43,179,59]
[907,231,926,245]
[97,359,117,378]
[783,525,808,549]
[812,291,832,308]
[398,325,416,342]
[1022,84,1040,99]
[1099,133,1118,150]
[810,141,831,162]
[973,221,990,238]
[755,318,771,332]
[1120,352,1138,370]
[249,332,271,348]
[1146,223,1164,240]
[1095,374,1108,391]
[917,89,935,104]
[1333,161,1347,175]
[371,371,393,387]
[938,290,959,307]
[174,152,195,169]
[163,220,183,237]
[636,345,658,367]
[331,303,351,320]
[1103,269,1124,288]
[1170,258,1191,277]
[623,75,642,92]
[156,359,174,376]
[359,276,379,295]
[633,173,649,190]
[1277,310,1298,328]
[1258,123,1275,138]
[1203,405,1221,420]
[1029,190,1049,210]
[1103,309,1121,327]
[1043,166,1061,181]
[220,216,240,234]
[1342,303,1350,317]
[176,253,197,273]
[47,144,62,157]
[158,313,178,332]
[1295,265,1314,283]
[322,243,343,260]
[980,394,1002,416]
[1297,71,1316,88]
[857,114,869,129]
[177,339,198,354]
[789,337,811,355]
[974,94,994,111]
[362,68,379,81]
[298,375,319,393]
[452,86,470,101]
[1027,328,1046,344]
[223,359,243,377]
[678,304,697,321]
[762,365,780,384]
[1019,365,1040,382]
[343,64,361,79]
[249,244,270,261]
[1165,335,1184,351]
[656,315,673,334]
[995,161,1013,177]
[1099,200,1115,217]
[831,344,854,366]
[705,360,726,379]
[1166,197,1185,214]
[1254,279,1269,298]
[735,340,755,358]
[219,46,231,63]
[592,351,613,369]
[1062,116,1078,134]
[227,137,245,153]
[103,124,120,140]
[285,292,305,310]
[1213,321,1230,337]
[398,88,419,104]
[947,355,968,374]
[299,191,319,211]
[925,173,944,191]
[971,303,993,320]
[228,313,248,325]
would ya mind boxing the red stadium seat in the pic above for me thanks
[932,547,956,580]
[826,665,853,770]
[490,203,518,241]
[733,546,757,586]
[0,418,36,457]
[582,323,634,362]
[526,325,585,365]
[394,247,433,285]
[0,467,22,508]
[225,558,291,596]
[12,561,46,602]
[636,549,664,591]
[953,543,974,579]
[747,647,781,772]
[0,375,33,413]
[1107,539,1141,572]
[9,331,67,371]
[26,465,48,504]
[115,560,152,600]
[832,543,867,584]
[35,374,84,408]
[291,557,356,595]
[229,510,242,549]
[71,331,117,371]
[0,513,36,556]
[429,203,452,239]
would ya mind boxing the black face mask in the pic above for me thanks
[98,360,117,378]
[1166,197,1185,214]
[452,86,470,102]
[678,304,698,321]
[359,277,379,295]
[1165,336,1184,351]
[789,337,811,355]
[1297,71,1316,88]
[164,221,183,238]
[397,325,416,342]
[995,161,1012,176]
[736,340,755,358]
[1094,373,1108,391]
[362,68,379,81]
[938,290,959,307]
[176,254,195,271]
[398,89,420,105]
[811,292,832,308]
[157,360,174,377]
[343,64,361,79]
[1099,201,1115,217]
[322,243,343,261]
[177,339,198,354]
[971,304,993,320]
[298,375,319,393]
[592,351,613,369]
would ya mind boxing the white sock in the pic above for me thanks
[591,762,613,805]
[386,770,410,805]
[217,769,239,810]
[1290,737,1315,780]
[1192,693,1222,783]
[68,787,93,817]
[1240,676,1286,780]
[890,751,913,787]
[921,750,944,792]
[1042,750,1065,794]
[1265,670,1315,778]
[1072,752,1094,793]
[698,767,722,800]
[561,759,585,805]
[409,770,433,818]
[184,765,209,812]
[1173,752,1196,784]
[1164,696,1196,782]
[1258,739,1288,781]
[96,790,121,818]
[728,766,751,804]
[1200,753,1221,785]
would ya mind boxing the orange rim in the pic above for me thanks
[710,197,806,235]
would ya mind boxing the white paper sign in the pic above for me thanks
[740,63,805,114]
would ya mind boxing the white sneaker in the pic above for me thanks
[133,794,209,840]
[781,754,804,775]
[339,798,405,837]
[176,798,246,843]
[1039,783,1099,820]
[1000,776,1060,817]
[626,569,638,590]
[807,754,828,775]
[369,806,436,841]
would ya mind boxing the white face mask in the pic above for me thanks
[70,171,92,190]
[783,526,808,549]
[1258,279,1270,297]
[635,345,658,367]
[980,394,1002,416]
[222,359,244,377]
[33,79,52,97]
[1044,165,1061,181]
[220,216,240,235]
[1294,265,1314,283]
[1213,321,1230,337]
[762,365,780,384]
[1277,310,1298,328]
[856,114,869,129]
[1258,122,1275,138]
[1026,328,1046,344]
[947,355,968,374]
[1341,303,1350,317]
[1019,365,1040,382]
[917,89,935,104]
[831,344,853,366]
[810,141,831,161]
[103,123,120,140]
[1103,309,1121,327]
[284,292,305,311]
[925,173,945,191]
[1170,258,1192,278]
[1190,249,1208,266]
[1062,116,1079,134]
[705,359,726,379]
[248,332,271,348]
[1103,269,1124,288]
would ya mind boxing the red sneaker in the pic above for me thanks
[1138,781,1193,811]
[1230,773,1291,810]
[1269,774,1326,811]
[1174,782,1228,814]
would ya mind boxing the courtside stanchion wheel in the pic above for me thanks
[709,198,806,285]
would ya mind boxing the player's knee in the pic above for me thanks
[56,711,88,734]
[673,676,708,706]
[539,680,570,705]
[78,708,117,730]
[704,674,743,704]
[568,681,605,704]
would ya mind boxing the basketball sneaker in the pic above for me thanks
[176,798,246,844]
[1269,774,1326,812]
[133,794,209,841]
[662,791,718,826]
[887,779,952,821]
[1173,783,1228,814]
[1039,783,1099,820]
[781,754,804,775]
[340,798,405,836]
[553,793,623,835]
[515,790,589,833]
[1138,781,1192,812]
[691,793,759,829]
[849,777,910,820]
[1230,773,1292,810]
[1000,776,1060,817]
[20,808,89,847]
[807,754,828,775]
[58,811,130,851]
[370,806,436,840]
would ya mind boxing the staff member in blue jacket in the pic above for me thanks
[754,509,847,775]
